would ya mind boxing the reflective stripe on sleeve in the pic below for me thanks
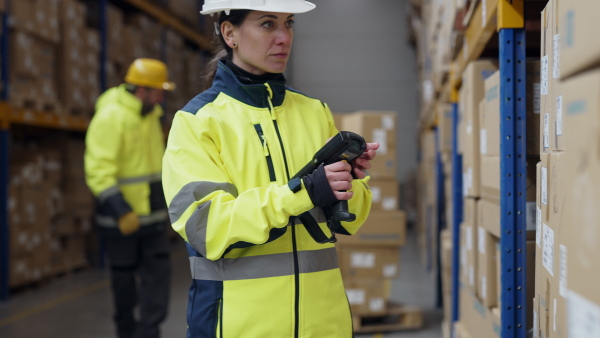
[189,247,338,281]
[168,181,238,224]
[117,172,162,185]
[98,186,120,203]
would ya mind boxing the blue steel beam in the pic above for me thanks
[451,102,463,326]
[499,28,527,338]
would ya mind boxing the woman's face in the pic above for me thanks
[223,11,295,75]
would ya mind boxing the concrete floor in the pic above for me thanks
[0,228,443,338]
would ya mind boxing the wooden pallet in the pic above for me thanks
[352,303,424,334]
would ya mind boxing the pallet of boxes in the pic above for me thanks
[332,111,424,334]
[533,0,600,337]
[454,58,539,337]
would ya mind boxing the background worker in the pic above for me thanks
[84,58,175,338]
[162,1,379,337]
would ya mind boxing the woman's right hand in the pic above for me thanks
[324,161,354,200]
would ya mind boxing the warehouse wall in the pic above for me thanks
[287,0,419,181]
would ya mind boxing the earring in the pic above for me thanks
[233,42,237,47]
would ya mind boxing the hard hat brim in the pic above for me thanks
[200,1,315,15]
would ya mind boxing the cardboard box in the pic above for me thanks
[368,178,399,211]
[459,60,499,198]
[337,245,400,279]
[559,0,600,79]
[341,111,396,149]
[476,228,498,308]
[343,277,388,315]
[458,283,501,338]
[336,210,406,246]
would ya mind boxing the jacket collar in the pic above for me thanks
[115,84,163,118]
[212,60,287,108]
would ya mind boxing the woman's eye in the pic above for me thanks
[285,20,295,28]
[262,21,274,28]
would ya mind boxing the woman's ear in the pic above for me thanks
[220,22,237,49]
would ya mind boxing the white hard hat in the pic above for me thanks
[200,0,316,15]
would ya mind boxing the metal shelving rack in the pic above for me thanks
[0,0,210,301]
[447,0,527,337]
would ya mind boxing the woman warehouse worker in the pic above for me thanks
[162,0,379,336]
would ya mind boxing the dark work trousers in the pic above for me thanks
[104,226,171,338]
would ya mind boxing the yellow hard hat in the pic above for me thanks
[124,58,176,91]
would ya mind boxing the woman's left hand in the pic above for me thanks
[351,142,379,179]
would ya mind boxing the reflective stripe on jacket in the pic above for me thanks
[85,84,168,233]
[163,61,372,337]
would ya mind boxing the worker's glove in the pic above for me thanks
[303,164,338,208]
[118,211,140,236]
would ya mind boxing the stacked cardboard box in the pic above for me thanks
[331,111,407,317]
[532,0,600,337]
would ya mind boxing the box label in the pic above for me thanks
[543,114,550,149]
[369,297,385,312]
[469,265,474,287]
[559,245,567,298]
[534,83,541,114]
[383,264,397,277]
[482,0,487,27]
[382,197,397,211]
[461,246,467,271]
[478,227,485,254]
[536,206,542,247]
[556,96,563,136]
[552,34,560,79]
[541,55,549,95]
[542,223,554,276]
[481,275,487,300]
[466,226,473,251]
[346,289,365,305]
[381,116,394,130]
[527,201,537,231]
[480,129,488,154]
[568,290,600,338]
[554,298,558,332]
[350,252,376,268]
[542,167,548,205]
[372,129,387,155]
[371,187,381,203]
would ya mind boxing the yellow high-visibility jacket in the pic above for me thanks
[85,84,168,236]
[163,61,372,337]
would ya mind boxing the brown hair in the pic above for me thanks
[200,10,252,91]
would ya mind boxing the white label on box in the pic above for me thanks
[463,173,468,197]
[382,197,397,210]
[478,227,486,254]
[541,55,549,95]
[381,116,394,130]
[542,167,548,205]
[466,226,473,251]
[536,206,542,247]
[534,309,539,338]
[556,96,563,136]
[369,297,385,312]
[527,202,537,231]
[543,114,550,149]
[372,129,387,155]
[461,247,467,271]
[469,266,474,287]
[553,34,560,79]
[568,290,600,338]
[482,0,487,27]
[480,129,488,154]
[559,245,567,298]
[350,252,376,268]
[554,298,558,332]
[542,223,554,276]
[534,83,541,114]
[346,289,365,305]
[371,187,382,203]
[466,120,472,135]
[482,276,487,300]
[383,264,397,278]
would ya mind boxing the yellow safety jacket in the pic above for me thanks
[163,61,372,338]
[85,84,168,236]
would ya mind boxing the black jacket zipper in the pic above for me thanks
[272,119,300,338]
[253,124,276,182]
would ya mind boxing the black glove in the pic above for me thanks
[303,164,339,208]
